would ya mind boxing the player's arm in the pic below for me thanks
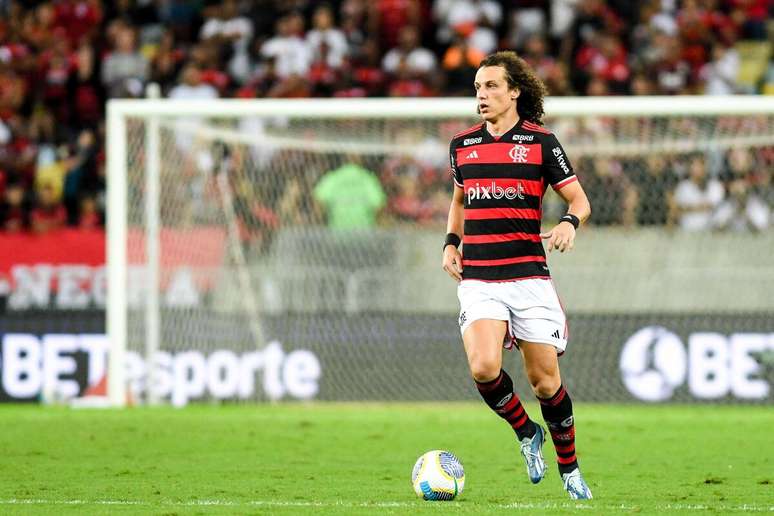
[540,181,591,253]
[442,185,465,282]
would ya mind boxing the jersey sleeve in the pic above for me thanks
[449,140,463,188]
[542,133,578,191]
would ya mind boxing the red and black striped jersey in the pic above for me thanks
[449,119,578,282]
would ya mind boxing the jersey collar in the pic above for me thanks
[483,118,523,143]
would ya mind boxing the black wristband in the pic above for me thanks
[444,233,461,250]
[559,214,580,229]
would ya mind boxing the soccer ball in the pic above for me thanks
[411,450,465,501]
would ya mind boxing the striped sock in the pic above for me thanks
[475,370,536,440]
[538,384,578,474]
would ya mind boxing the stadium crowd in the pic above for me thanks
[0,0,772,235]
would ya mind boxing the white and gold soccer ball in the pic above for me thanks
[411,450,465,501]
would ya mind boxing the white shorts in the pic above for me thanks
[457,278,568,353]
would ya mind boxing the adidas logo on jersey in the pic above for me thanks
[466,150,479,159]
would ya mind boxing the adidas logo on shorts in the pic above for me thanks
[551,330,561,339]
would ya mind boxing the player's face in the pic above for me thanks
[474,66,518,122]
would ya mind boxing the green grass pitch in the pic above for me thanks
[0,403,771,514]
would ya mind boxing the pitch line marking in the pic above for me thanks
[0,499,771,511]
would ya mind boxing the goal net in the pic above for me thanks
[107,97,774,406]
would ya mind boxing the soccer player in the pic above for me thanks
[442,51,593,499]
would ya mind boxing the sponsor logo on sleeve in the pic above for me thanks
[552,146,571,174]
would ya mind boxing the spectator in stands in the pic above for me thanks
[382,25,438,95]
[505,1,545,50]
[69,40,102,129]
[369,0,422,52]
[560,0,622,90]
[339,0,369,60]
[30,182,66,234]
[39,34,74,123]
[188,40,231,94]
[340,38,385,97]
[23,3,58,51]
[34,143,68,204]
[653,33,693,94]
[582,156,638,226]
[0,115,36,187]
[150,29,187,93]
[381,134,439,219]
[629,1,677,75]
[54,0,102,48]
[101,23,149,98]
[0,178,28,232]
[673,154,725,231]
[77,194,101,229]
[313,157,386,229]
[169,63,219,101]
[306,3,349,96]
[277,175,318,227]
[729,0,769,40]
[200,0,254,85]
[435,0,501,55]
[575,31,630,94]
[260,14,312,97]
[307,4,349,71]
[168,63,218,155]
[442,34,483,96]
[521,34,571,96]
[158,0,199,42]
[676,0,713,72]
[714,148,770,231]
[629,155,678,226]
[629,73,657,95]
[63,128,98,225]
[700,42,740,95]
[382,25,437,78]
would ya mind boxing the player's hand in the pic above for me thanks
[540,222,576,253]
[442,245,464,282]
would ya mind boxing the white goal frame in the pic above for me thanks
[106,95,774,406]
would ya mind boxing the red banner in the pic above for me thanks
[0,229,105,274]
[0,228,227,273]
[0,228,227,310]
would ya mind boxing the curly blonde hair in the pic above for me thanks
[479,51,548,125]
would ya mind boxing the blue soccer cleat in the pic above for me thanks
[519,424,547,484]
[561,468,593,499]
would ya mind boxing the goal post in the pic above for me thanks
[106,95,774,407]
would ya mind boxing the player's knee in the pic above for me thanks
[528,374,560,398]
[469,357,500,383]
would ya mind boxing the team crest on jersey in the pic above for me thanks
[509,144,529,163]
